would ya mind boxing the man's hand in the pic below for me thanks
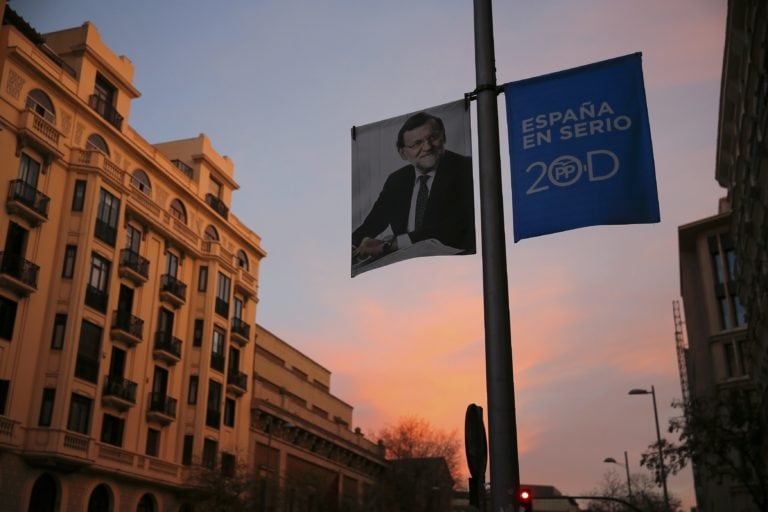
[352,237,395,259]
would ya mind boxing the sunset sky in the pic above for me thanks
[19,0,728,507]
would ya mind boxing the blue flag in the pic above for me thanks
[503,53,660,242]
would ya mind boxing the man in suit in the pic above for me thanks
[352,112,475,262]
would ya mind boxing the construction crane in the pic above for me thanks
[673,300,690,407]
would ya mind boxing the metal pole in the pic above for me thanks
[651,386,671,511]
[473,1,520,510]
[623,450,633,499]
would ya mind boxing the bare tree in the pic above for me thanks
[640,391,768,511]
[584,470,681,512]
[376,415,462,484]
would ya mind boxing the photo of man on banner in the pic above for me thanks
[351,100,475,277]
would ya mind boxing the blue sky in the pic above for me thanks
[17,0,728,507]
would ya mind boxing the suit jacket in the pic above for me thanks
[352,150,475,253]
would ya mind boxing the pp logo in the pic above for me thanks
[525,150,619,195]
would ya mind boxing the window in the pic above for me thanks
[202,438,217,468]
[233,296,244,320]
[198,266,208,292]
[86,133,110,156]
[39,388,55,426]
[211,327,225,372]
[188,375,199,405]
[18,153,41,188]
[86,253,110,312]
[0,296,18,340]
[146,428,160,456]
[95,188,120,246]
[75,320,102,383]
[221,452,236,477]
[62,245,77,278]
[708,234,744,331]
[165,251,179,278]
[67,393,92,434]
[216,273,231,316]
[193,319,204,347]
[50,313,67,349]
[206,380,222,429]
[25,89,56,123]
[209,179,222,199]
[223,397,235,427]
[125,224,141,254]
[131,169,152,196]
[182,435,194,466]
[723,339,748,379]
[170,199,187,224]
[236,250,249,270]
[204,225,219,241]
[100,413,124,446]
[0,379,9,415]
[72,180,86,211]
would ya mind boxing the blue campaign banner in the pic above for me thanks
[503,53,660,242]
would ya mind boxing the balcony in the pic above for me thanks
[17,109,64,161]
[118,249,149,285]
[210,352,225,373]
[235,266,258,299]
[85,284,108,313]
[0,252,38,296]
[94,218,117,247]
[230,317,250,346]
[23,428,94,470]
[205,409,221,429]
[171,159,194,179]
[227,369,248,396]
[6,179,50,225]
[215,297,229,317]
[154,330,182,365]
[205,193,229,219]
[102,375,137,410]
[89,94,123,130]
[110,309,144,346]
[147,392,177,425]
[160,274,187,308]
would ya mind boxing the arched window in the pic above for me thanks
[236,250,249,270]
[169,199,187,224]
[204,225,219,241]
[25,89,56,124]
[28,473,58,512]
[131,169,152,196]
[86,134,110,156]
[137,493,156,512]
[87,484,113,512]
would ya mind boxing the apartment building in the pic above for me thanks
[676,3,767,509]
[0,8,264,511]
[252,325,387,511]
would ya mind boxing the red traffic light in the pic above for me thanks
[519,488,532,502]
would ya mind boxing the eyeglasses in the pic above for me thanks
[403,132,444,150]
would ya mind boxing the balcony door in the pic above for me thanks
[153,366,168,397]
[118,284,134,313]
[19,154,41,188]
[4,222,28,258]
[109,347,126,378]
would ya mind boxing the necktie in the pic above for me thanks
[415,174,429,230]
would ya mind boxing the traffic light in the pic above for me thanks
[518,487,533,512]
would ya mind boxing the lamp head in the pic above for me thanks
[628,388,650,395]
[603,457,618,464]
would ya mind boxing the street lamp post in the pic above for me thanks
[603,451,633,499]
[629,386,670,512]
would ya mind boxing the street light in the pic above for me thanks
[603,450,633,498]
[628,386,670,512]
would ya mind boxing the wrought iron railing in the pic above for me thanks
[7,179,50,218]
[0,252,39,288]
[103,375,137,403]
[119,249,149,279]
